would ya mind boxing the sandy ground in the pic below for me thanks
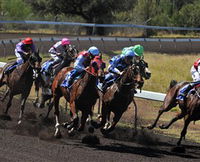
[0,92,200,162]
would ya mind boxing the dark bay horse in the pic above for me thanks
[34,45,78,109]
[0,51,42,124]
[91,64,143,135]
[147,80,200,146]
[51,58,105,138]
[147,80,189,130]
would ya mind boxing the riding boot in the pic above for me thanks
[176,84,193,101]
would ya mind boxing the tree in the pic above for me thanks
[1,0,32,19]
[25,0,134,35]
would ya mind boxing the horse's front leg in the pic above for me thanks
[67,101,79,135]
[18,94,29,124]
[54,96,62,138]
[101,111,123,135]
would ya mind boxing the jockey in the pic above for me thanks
[45,38,71,74]
[97,48,139,92]
[177,58,200,101]
[4,37,36,74]
[122,44,144,63]
[61,46,100,88]
[190,58,200,81]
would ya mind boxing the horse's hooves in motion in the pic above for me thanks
[54,130,62,138]
[33,102,44,109]
[100,128,109,136]
[159,124,168,129]
[68,127,76,137]
[171,146,186,153]
[0,114,12,121]
[146,125,155,129]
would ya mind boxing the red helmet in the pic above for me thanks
[22,37,33,45]
[61,38,70,45]
[194,58,200,69]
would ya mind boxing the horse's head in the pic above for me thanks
[89,56,106,80]
[29,49,42,70]
[136,59,151,80]
[65,45,79,61]
[120,64,143,89]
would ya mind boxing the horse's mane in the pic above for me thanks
[169,80,178,89]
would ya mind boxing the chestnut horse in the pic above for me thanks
[91,64,143,135]
[51,58,105,137]
[147,80,200,145]
[0,50,42,124]
[34,45,78,109]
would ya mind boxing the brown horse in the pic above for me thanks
[33,45,78,109]
[51,57,105,138]
[0,51,42,124]
[147,80,200,146]
[91,64,143,135]
[147,80,189,130]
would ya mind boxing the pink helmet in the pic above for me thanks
[61,38,71,45]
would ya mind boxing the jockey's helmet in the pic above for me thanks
[88,46,100,56]
[124,49,134,59]
[61,38,71,46]
[133,44,144,57]
[22,37,33,45]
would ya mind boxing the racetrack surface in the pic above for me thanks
[0,96,200,162]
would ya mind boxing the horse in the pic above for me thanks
[91,64,144,135]
[51,57,105,138]
[33,45,78,109]
[147,80,189,130]
[0,50,42,124]
[147,80,200,146]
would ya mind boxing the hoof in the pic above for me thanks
[159,124,167,129]
[88,126,94,134]
[68,128,76,137]
[100,128,108,135]
[18,120,22,125]
[54,131,62,138]
[147,125,154,129]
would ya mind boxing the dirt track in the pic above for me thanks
[0,96,200,162]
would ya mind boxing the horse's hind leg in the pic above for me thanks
[78,110,88,132]
[0,88,9,102]
[159,111,186,129]
[4,93,13,114]
[147,101,177,129]
[177,116,191,146]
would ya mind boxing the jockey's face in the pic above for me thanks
[133,56,141,63]
[124,57,132,65]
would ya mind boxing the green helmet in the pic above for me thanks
[133,44,144,57]
[122,46,134,55]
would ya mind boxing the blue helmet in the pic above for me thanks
[88,46,100,56]
[123,49,135,59]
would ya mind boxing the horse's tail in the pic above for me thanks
[169,80,178,89]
